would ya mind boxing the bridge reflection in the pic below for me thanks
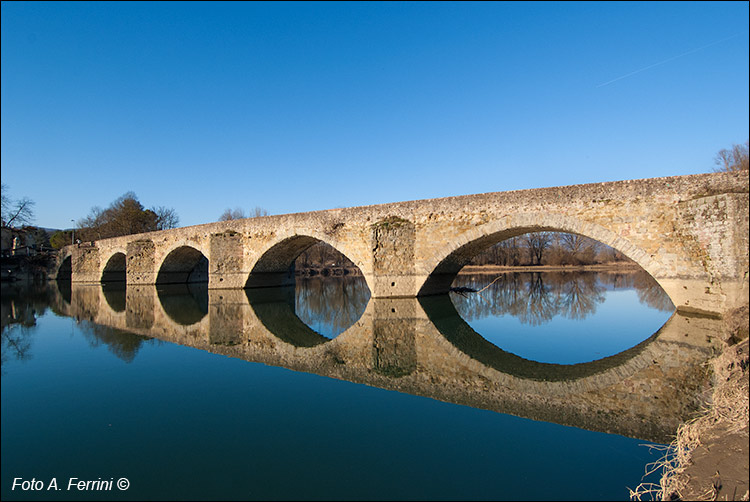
[45,280,719,443]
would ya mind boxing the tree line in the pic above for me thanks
[467,232,630,268]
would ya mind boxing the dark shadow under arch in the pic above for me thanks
[245,235,319,288]
[56,255,73,282]
[156,246,209,285]
[102,252,126,283]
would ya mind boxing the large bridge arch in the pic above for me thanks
[245,229,373,294]
[156,243,210,285]
[417,212,671,298]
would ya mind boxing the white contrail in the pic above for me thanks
[596,33,742,88]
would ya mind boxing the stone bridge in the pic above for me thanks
[55,171,749,316]
[51,282,720,443]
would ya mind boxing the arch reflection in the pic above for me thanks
[420,294,662,382]
[246,275,370,347]
[46,276,718,443]
[449,270,674,364]
[102,282,126,313]
[157,283,209,326]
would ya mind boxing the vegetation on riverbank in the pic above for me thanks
[458,261,641,273]
[630,305,749,501]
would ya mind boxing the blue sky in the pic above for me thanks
[2,1,748,230]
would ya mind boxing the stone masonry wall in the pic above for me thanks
[58,171,749,315]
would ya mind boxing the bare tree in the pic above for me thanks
[0,184,9,221]
[714,140,749,172]
[0,184,35,228]
[559,233,599,265]
[78,206,106,239]
[523,232,552,265]
[219,207,246,221]
[250,206,268,218]
[560,233,587,255]
[219,206,268,221]
[153,206,180,230]
[3,197,34,227]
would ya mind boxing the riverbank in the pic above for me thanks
[0,253,56,283]
[632,305,749,501]
[457,262,642,274]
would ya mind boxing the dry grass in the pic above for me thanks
[630,306,749,501]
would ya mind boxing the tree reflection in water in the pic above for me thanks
[451,270,673,325]
[77,321,157,363]
[294,276,371,338]
[1,283,56,373]
[1,323,35,372]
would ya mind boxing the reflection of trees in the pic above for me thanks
[597,270,674,312]
[519,273,557,325]
[452,271,673,324]
[78,321,155,363]
[451,272,606,325]
[1,324,34,372]
[294,276,370,337]
[1,283,55,372]
[548,272,604,321]
[632,273,675,312]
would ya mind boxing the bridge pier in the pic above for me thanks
[371,215,418,298]
[126,240,158,285]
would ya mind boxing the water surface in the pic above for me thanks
[1,272,716,501]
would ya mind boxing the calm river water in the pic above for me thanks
[1,271,719,501]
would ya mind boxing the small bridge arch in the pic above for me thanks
[156,243,209,285]
[245,229,373,293]
[102,251,127,282]
[56,253,73,281]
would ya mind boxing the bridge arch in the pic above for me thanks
[56,253,73,281]
[245,231,373,294]
[156,244,209,285]
[101,251,127,282]
[417,212,668,297]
